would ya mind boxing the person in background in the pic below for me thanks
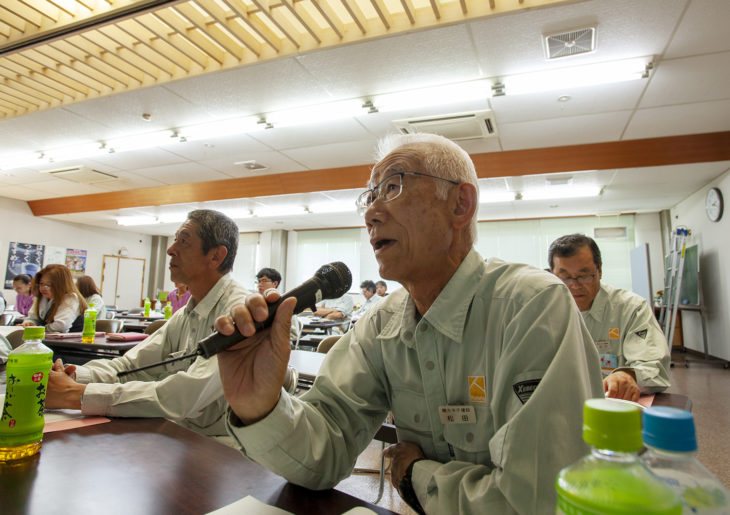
[375,280,388,297]
[313,292,354,320]
[255,268,281,295]
[75,275,107,320]
[0,290,5,314]
[22,264,87,333]
[12,274,34,316]
[354,280,380,315]
[44,209,251,437]
[168,282,192,313]
[549,233,670,402]
[216,133,603,513]
[255,267,300,342]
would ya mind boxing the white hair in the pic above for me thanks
[375,133,479,242]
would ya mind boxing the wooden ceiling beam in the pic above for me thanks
[27,131,730,217]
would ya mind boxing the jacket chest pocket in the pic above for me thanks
[442,405,492,462]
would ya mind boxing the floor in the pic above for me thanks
[335,347,730,514]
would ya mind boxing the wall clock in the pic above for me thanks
[705,187,723,222]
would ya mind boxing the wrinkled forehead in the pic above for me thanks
[369,146,424,187]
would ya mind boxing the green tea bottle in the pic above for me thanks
[0,326,53,462]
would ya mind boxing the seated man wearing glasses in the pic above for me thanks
[256,267,302,343]
[216,134,603,513]
[549,233,670,402]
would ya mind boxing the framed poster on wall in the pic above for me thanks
[5,242,44,288]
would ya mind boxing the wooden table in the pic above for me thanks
[0,418,395,515]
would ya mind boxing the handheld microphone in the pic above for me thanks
[117,262,351,377]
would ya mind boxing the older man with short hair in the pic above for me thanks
[216,134,603,513]
[46,209,249,437]
[549,233,670,402]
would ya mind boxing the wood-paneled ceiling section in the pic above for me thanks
[0,0,568,121]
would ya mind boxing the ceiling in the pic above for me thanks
[0,0,729,236]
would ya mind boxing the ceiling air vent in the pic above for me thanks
[544,27,596,59]
[392,110,497,141]
[42,166,118,184]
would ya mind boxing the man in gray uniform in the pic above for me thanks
[45,209,248,437]
[216,134,603,513]
[549,233,670,402]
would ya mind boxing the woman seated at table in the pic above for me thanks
[168,282,191,313]
[76,275,106,320]
[13,273,34,316]
[22,264,88,333]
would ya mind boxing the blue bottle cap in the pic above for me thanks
[642,406,697,452]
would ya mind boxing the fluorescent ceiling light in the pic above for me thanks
[157,212,188,224]
[254,205,306,218]
[307,201,357,214]
[45,142,107,163]
[501,57,651,95]
[521,185,602,201]
[268,99,364,128]
[180,116,261,141]
[479,190,516,203]
[0,153,45,170]
[107,130,178,152]
[116,215,157,226]
[220,208,254,219]
[372,80,491,112]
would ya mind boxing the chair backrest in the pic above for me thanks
[0,313,15,326]
[128,307,144,314]
[6,329,25,349]
[144,319,167,335]
[317,335,340,354]
[96,319,124,333]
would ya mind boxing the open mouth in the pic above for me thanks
[374,239,395,251]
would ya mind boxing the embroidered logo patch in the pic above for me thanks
[513,379,540,404]
[469,376,486,403]
[608,327,620,339]
[635,329,648,339]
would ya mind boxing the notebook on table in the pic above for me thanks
[106,332,149,342]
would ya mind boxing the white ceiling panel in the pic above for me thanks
[201,152,308,178]
[296,25,480,98]
[162,134,274,162]
[280,140,378,171]
[641,52,730,107]
[664,0,730,58]
[625,99,730,139]
[82,147,189,170]
[129,162,230,185]
[248,119,374,152]
[498,111,632,150]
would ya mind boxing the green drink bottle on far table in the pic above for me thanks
[0,326,53,462]
[556,398,682,514]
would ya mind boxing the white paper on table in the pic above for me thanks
[206,496,293,515]
[341,508,378,514]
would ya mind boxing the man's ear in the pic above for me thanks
[452,182,477,229]
[207,245,228,270]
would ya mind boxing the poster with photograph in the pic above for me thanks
[65,249,87,276]
[44,246,66,266]
[5,242,45,288]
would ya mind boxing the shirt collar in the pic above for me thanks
[585,283,609,321]
[184,273,234,317]
[377,248,483,346]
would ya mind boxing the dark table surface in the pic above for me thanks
[0,417,395,515]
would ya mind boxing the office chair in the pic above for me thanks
[144,319,167,335]
[316,335,340,354]
[96,319,124,333]
[5,329,25,349]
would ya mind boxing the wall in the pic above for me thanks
[0,197,153,306]
[671,167,730,361]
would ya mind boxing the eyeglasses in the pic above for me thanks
[255,278,273,285]
[355,171,459,216]
[38,282,52,290]
[557,273,596,286]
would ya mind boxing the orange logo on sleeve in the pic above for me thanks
[608,328,620,339]
[469,376,486,403]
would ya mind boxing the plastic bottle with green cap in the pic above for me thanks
[81,303,97,343]
[555,398,681,514]
[641,407,729,514]
[143,297,151,317]
[0,326,53,462]
[164,301,172,320]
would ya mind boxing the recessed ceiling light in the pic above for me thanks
[558,95,571,102]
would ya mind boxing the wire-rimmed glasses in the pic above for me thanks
[355,171,458,216]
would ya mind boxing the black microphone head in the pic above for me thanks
[315,262,352,299]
